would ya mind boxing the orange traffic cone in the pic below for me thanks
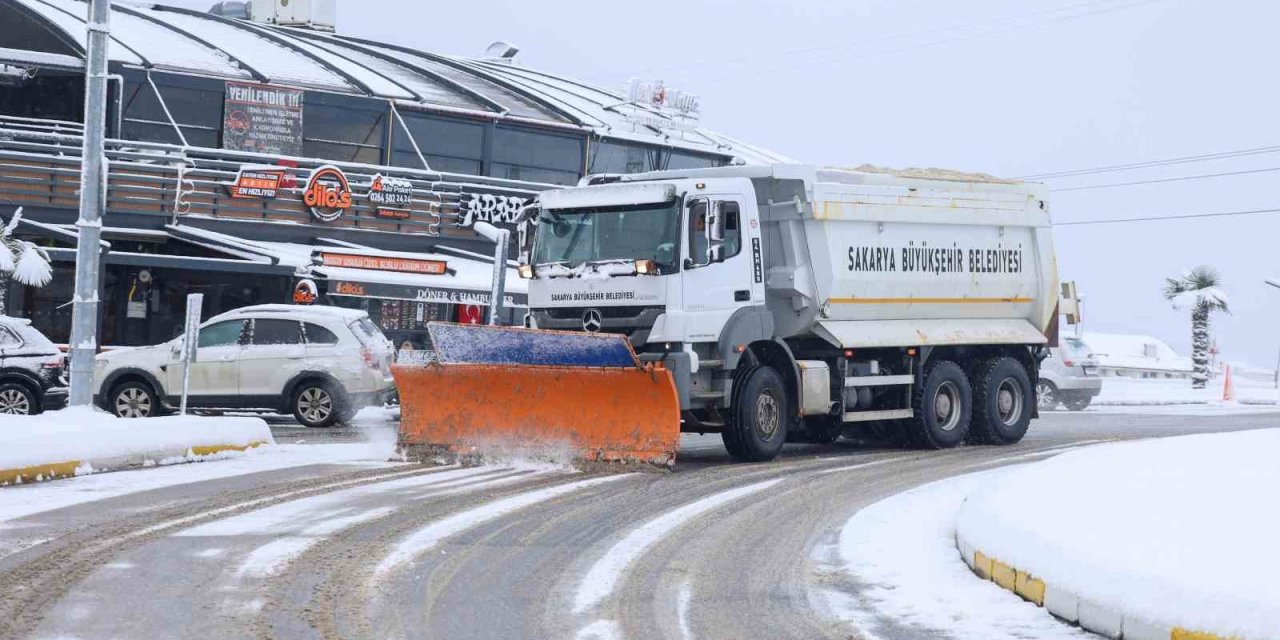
[1223,365,1236,402]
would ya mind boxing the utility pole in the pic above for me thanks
[1267,279,1280,390]
[67,0,110,407]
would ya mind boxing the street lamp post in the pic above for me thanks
[1268,280,1280,390]
[67,0,111,407]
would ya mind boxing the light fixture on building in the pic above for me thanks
[483,41,520,63]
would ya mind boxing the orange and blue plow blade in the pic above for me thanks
[394,323,681,469]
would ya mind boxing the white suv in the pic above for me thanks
[94,305,395,427]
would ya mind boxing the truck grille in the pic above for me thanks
[530,306,665,346]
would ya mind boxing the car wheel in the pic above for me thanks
[112,381,159,419]
[1036,381,1059,411]
[1063,397,1092,412]
[0,382,38,415]
[293,381,342,428]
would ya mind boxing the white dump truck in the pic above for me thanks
[511,164,1060,462]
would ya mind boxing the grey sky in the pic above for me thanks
[173,0,1279,366]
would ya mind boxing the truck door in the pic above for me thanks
[681,195,756,342]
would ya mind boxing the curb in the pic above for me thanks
[955,532,1236,640]
[0,441,269,485]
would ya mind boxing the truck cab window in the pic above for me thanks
[687,199,710,267]
[719,201,742,259]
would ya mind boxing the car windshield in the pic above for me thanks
[532,201,681,272]
[1061,337,1091,359]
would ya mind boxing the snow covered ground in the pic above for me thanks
[813,466,1092,640]
[1090,375,1277,407]
[0,439,401,525]
[957,430,1280,640]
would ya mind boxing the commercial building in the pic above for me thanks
[0,0,783,348]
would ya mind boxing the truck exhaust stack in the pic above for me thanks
[394,323,681,469]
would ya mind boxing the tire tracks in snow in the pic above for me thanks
[572,441,1100,640]
[254,471,634,640]
[0,463,455,639]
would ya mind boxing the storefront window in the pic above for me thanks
[489,126,584,186]
[120,74,223,148]
[391,112,485,175]
[303,95,387,164]
[0,4,78,55]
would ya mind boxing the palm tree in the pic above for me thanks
[1163,266,1229,389]
[0,207,53,316]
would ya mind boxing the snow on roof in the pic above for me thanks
[6,0,782,165]
[1082,332,1193,372]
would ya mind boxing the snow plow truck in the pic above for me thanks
[395,164,1063,468]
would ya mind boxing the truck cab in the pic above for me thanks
[520,177,765,411]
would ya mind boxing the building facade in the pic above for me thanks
[0,0,784,349]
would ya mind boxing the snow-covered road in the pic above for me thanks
[0,410,1276,640]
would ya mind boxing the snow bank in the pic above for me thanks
[814,469,1089,640]
[1091,376,1278,407]
[956,430,1280,639]
[0,407,273,484]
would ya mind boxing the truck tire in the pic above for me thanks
[969,357,1033,445]
[722,365,788,462]
[910,360,972,449]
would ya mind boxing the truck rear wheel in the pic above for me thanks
[968,357,1032,445]
[910,360,972,449]
[723,365,788,462]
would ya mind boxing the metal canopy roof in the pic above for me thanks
[2,0,790,165]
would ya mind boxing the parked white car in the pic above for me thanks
[93,305,395,427]
[1038,335,1103,411]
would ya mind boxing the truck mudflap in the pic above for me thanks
[394,323,681,469]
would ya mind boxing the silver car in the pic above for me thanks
[1038,335,1103,411]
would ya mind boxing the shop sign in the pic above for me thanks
[335,282,366,296]
[304,165,353,223]
[225,165,287,199]
[328,280,522,307]
[459,193,530,227]
[320,252,448,275]
[621,79,702,133]
[223,82,304,156]
[367,173,414,218]
[293,278,318,305]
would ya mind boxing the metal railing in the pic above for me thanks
[0,119,547,238]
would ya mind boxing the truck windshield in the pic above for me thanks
[532,201,681,272]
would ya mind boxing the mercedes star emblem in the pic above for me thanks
[582,308,603,333]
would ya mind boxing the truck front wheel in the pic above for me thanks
[723,365,789,462]
[910,360,972,449]
[968,357,1033,445]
